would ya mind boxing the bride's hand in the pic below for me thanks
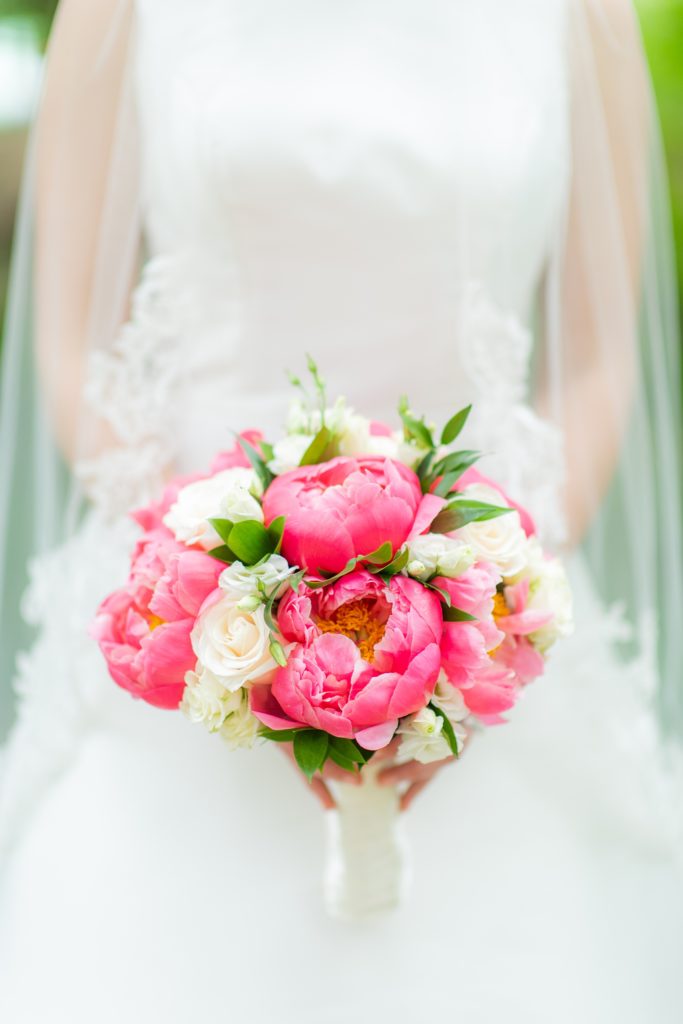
[279,742,362,810]
[374,737,457,811]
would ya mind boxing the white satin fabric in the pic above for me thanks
[1,2,682,1021]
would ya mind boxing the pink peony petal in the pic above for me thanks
[355,720,398,750]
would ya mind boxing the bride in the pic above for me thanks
[0,0,682,1020]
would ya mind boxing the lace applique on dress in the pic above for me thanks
[75,255,191,516]
[457,282,567,548]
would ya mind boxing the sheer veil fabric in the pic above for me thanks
[0,0,682,1019]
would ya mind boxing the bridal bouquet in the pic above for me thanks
[92,360,573,784]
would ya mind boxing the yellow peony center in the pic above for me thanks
[147,613,165,631]
[492,591,509,621]
[316,599,387,663]
[488,590,509,657]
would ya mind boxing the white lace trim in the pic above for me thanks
[75,253,199,517]
[457,282,567,548]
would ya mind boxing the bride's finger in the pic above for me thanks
[309,775,336,810]
[320,761,361,785]
[400,780,429,811]
[376,762,426,786]
[372,737,401,762]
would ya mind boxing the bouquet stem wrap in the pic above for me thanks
[324,761,410,921]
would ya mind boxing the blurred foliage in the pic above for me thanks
[636,0,683,325]
[0,0,57,47]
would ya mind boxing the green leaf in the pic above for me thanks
[227,520,275,564]
[440,404,472,446]
[369,546,409,577]
[398,395,434,450]
[299,426,334,466]
[430,499,512,534]
[443,606,478,622]
[262,588,278,631]
[364,541,394,565]
[267,515,286,553]
[286,568,307,592]
[416,449,436,484]
[207,543,236,564]
[269,638,288,667]
[208,518,236,545]
[429,702,460,758]
[236,435,274,491]
[431,450,481,497]
[305,556,358,589]
[425,581,452,606]
[327,747,361,774]
[259,727,302,743]
[328,736,368,764]
[306,543,393,589]
[293,729,330,781]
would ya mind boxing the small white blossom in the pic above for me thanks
[181,665,242,732]
[397,707,453,764]
[267,434,313,475]
[431,673,470,739]
[219,554,296,600]
[456,482,528,577]
[219,690,261,749]
[407,534,475,581]
[163,468,263,550]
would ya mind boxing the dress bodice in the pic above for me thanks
[87,0,570,533]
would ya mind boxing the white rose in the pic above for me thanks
[219,690,260,750]
[456,483,528,577]
[181,665,241,732]
[191,594,274,690]
[163,468,263,550]
[267,434,313,475]
[407,534,474,581]
[219,554,296,600]
[397,707,453,764]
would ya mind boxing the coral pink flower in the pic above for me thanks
[262,456,423,575]
[91,530,222,709]
[434,562,519,719]
[490,578,550,685]
[251,571,443,749]
[457,662,519,724]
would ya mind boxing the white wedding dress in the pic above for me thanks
[1,2,682,1021]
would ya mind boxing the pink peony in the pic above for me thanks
[434,563,520,719]
[490,578,550,685]
[262,456,422,575]
[91,529,222,709]
[456,662,519,724]
[251,571,443,749]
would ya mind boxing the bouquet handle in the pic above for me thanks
[323,761,410,921]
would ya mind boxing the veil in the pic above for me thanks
[0,0,681,817]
